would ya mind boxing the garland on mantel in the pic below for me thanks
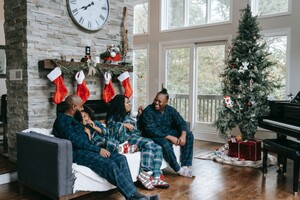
[50,59,133,76]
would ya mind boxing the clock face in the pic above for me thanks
[67,0,109,31]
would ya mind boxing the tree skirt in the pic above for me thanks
[194,144,277,168]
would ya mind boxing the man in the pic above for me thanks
[140,89,194,177]
[53,94,158,200]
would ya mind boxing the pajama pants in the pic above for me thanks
[73,150,136,199]
[128,135,163,178]
[151,130,194,172]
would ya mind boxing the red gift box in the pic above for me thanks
[228,140,261,161]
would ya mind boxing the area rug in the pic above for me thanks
[195,144,277,168]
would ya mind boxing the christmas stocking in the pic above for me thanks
[75,70,90,103]
[117,71,133,98]
[47,67,68,104]
[102,72,115,103]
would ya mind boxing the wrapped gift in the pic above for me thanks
[228,140,261,161]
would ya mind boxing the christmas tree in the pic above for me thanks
[214,4,278,140]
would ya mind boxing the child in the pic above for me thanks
[74,105,118,152]
[106,95,170,190]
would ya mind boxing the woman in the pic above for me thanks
[106,94,169,190]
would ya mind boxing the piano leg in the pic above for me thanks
[293,160,299,195]
[276,155,287,174]
[263,147,268,174]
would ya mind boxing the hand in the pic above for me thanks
[178,131,187,146]
[123,123,134,132]
[138,106,144,116]
[87,120,95,129]
[100,148,110,158]
[166,135,180,146]
[80,2,94,10]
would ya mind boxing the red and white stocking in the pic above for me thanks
[47,67,68,104]
[117,71,133,98]
[102,72,115,103]
[75,70,90,103]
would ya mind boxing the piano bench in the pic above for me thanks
[262,138,300,195]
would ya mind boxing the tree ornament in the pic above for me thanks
[75,70,90,103]
[242,61,249,70]
[224,96,233,108]
[249,79,253,91]
[117,71,133,98]
[102,72,115,103]
[238,66,244,73]
[47,67,68,104]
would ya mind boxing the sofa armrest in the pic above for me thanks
[17,131,74,199]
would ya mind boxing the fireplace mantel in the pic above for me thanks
[39,59,133,75]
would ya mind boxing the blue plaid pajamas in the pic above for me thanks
[107,115,164,178]
[53,113,137,199]
[140,104,194,172]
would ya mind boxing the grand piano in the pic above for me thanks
[258,96,300,195]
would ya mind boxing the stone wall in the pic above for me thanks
[4,0,133,161]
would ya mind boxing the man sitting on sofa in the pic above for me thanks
[53,94,158,200]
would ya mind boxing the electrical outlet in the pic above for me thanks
[10,69,22,80]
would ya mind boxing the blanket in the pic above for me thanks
[194,144,277,168]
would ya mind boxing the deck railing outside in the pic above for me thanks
[169,94,223,123]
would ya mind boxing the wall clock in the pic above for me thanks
[67,0,109,31]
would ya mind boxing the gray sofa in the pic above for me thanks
[17,131,90,200]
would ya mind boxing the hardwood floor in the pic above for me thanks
[0,140,298,200]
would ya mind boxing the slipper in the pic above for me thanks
[137,171,155,190]
[152,177,170,188]
[178,167,195,178]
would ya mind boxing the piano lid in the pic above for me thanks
[266,100,300,127]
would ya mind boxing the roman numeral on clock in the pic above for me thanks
[79,17,84,24]
[70,0,76,4]
[72,8,78,16]
[100,15,105,21]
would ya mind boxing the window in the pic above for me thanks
[251,0,291,17]
[132,48,148,114]
[264,33,288,100]
[165,47,191,120]
[134,0,149,34]
[161,0,231,30]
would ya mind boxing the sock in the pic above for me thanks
[102,72,115,103]
[47,67,68,104]
[75,70,90,103]
[117,71,133,98]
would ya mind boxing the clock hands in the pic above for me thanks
[80,2,94,11]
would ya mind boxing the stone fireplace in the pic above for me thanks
[4,0,133,161]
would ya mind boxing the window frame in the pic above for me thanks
[132,44,150,116]
[251,0,292,19]
[133,0,150,35]
[262,28,290,99]
[160,0,233,32]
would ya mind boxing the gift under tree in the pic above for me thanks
[214,4,279,142]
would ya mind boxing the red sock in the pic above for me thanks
[102,72,115,103]
[117,71,133,98]
[75,70,90,103]
[47,67,68,104]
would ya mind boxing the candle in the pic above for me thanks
[95,56,100,63]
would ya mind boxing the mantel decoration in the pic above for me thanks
[40,59,133,76]
[214,4,280,141]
